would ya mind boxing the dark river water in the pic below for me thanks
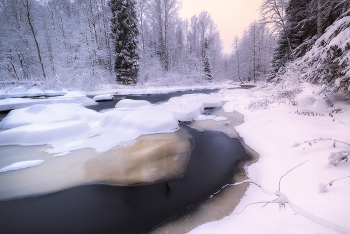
[0,88,249,234]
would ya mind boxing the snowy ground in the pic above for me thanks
[1,81,348,233]
[189,82,350,234]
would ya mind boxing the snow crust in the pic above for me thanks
[92,94,114,101]
[163,94,222,121]
[189,83,350,233]
[0,92,96,111]
[0,160,44,173]
[0,94,221,154]
[115,99,153,109]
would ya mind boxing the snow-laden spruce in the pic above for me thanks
[296,16,350,95]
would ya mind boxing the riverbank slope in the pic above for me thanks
[190,82,350,233]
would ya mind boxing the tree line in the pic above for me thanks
[260,0,350,80]
[0,0,227,89]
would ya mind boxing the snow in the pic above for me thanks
[0,103,100,129]
[189,82,350,233]
[92,94,114,101]
[214,116,228,121]
[0,92,96,111]
[0,93,221,154]
[195,115,216,121]
[115,99,153,109]
[194,115,228,121]
[0,86,66,99]
[0,160,44,173]
[2,82,348,233]
[163,94,222,121]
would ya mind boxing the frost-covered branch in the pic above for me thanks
[319,175,350,193]
[232,164,350,233]
[279,160,309,191]
[292,138,350,148]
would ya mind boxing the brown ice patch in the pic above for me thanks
[84,128,192,184]
[0,129,192,201]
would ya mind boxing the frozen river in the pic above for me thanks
[0,88,250,233]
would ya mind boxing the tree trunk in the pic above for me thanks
[235,37,244,84]
[23,0,47,80]
[317,0,323,38]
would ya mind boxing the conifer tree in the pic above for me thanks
[109,0,140,85]
[203,38,213,81]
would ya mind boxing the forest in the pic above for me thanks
[0,0,349,94]
[1,1,350,233]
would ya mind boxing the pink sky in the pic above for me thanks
[179,0,262,54]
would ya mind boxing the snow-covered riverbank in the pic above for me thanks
[189,82,350,233]
[1,81,349,233]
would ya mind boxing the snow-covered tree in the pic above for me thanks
[231,23,275,83]
[202,38,212,81]
[109,0,140,85]
[297,16,350,95]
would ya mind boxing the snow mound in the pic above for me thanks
[295,84,317,107]
[115,99,153,109]
[195,115,216,121]
[167,94,222,109]
[164,94,222,121]
[0,160,44,173]
[0,103,179,153]
[0,121,93,145]
[0,103,100,129]
[8,86,28,96]
[0,93,222,153]
[194,115,228,121]
[93,94,114,102]
[98,106,178,133]
[214,116,228,121]
[0,93,96,112]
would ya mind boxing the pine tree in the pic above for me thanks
[286,0,317,58]
[109,0,140,85]
[202,38,213,81]
[267,31,290,81]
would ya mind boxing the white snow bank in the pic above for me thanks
[163,94,222,121]
[92,94,114,102]
[98,106,178,133]
[7,86,27,95]
[0,93,222,154]
[0,86,66,99]
[115,99,153,109]
[0,121,92,145]
[0,104,178,153]
[0,92,96,111]
[190,84,350,233]
[195,115,216,121]
[0,103,100,129]
[214,116,228,121]
[0,160,44,173]
[194,115,228,121]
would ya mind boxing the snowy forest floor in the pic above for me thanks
[188,82,350,234]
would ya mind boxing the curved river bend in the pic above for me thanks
[0,88,249,234]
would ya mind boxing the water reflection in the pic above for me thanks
[152,109,259,234]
